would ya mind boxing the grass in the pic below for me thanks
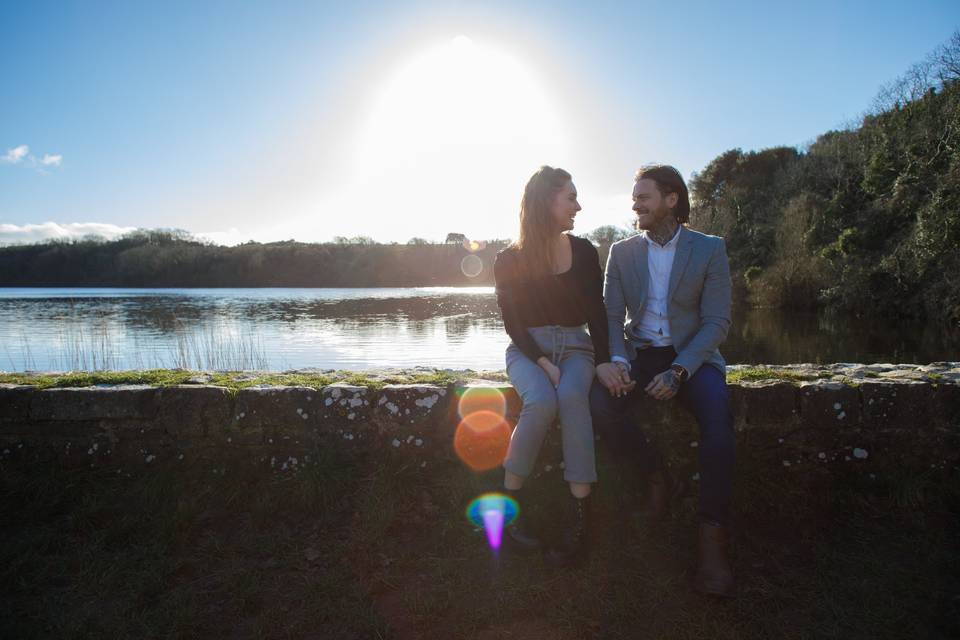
[0,368,485,391]
[725,367,816,384]
[0,369,198,389]
[2,446,957,639]
[0,367,853,391]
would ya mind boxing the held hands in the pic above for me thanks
[645,369,682,400]
[596,361,636,397]
[537,356,562,387]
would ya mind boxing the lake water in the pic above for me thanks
[0,287,955,372]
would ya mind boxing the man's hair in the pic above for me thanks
[634,164,690,224]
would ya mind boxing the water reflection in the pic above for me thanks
[0,288,956,372]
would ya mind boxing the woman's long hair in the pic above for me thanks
[513,165,572,277]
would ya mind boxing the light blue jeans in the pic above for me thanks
[504,325,597,484]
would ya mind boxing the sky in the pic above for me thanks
[2,0,958,246]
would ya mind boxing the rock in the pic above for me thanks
[370,384,451,454]
[30,386,161,422]
[0,384,36,421]
[861,379,934,429]
[156,385,232,438]
[798,380,860,428]
[320,384,373,431]
[731,380,798,428]
[233,386,322,444]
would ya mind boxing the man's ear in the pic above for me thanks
[665,192,679,209]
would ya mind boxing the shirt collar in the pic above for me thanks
[642,225,682,249]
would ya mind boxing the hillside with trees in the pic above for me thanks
[689,32,959,329]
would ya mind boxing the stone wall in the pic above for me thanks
[1,363,958,483]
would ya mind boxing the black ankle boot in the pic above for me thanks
[546,493,591,567]
[503,489,541,555]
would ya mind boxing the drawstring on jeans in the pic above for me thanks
[551,326,567,366]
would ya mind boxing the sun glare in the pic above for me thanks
[348,36,570,241]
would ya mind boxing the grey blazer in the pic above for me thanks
[604,226,732,376]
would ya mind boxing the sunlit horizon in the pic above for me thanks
[265,34,586,247]
[2,1,957,246]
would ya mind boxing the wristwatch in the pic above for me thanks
[670,364,689,383]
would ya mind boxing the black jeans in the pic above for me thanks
[589,347,735,526]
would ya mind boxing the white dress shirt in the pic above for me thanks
[612,226,681,367]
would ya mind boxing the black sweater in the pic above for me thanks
[493,234,611,364]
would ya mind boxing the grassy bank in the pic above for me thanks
[2,446,957,639]
[1,366,831,391]
[0,368,482,391]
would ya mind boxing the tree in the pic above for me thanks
[586,225,631,247]
[445,232,466,244]
[333,236,376,245]
[407,237,431,245]
[585,225,632,269]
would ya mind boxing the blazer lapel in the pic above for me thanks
[668,227,694,301]
[631,235,649,305]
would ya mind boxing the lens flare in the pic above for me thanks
[457,386,507,420]
[466,492,518,550]
[455,387,511,471]
[462,239,488,253]
[454,410,511,471]
[460,254,483,278]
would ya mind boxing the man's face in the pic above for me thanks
[632,178,677,230]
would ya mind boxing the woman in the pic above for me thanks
[493,165,610,565]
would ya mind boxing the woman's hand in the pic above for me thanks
[537,356,562,387]
[596,362,635,397]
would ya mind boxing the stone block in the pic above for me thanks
[933,382,960,427]
[373,384,449,422]
[733,381,798,428]
[369,384,451,453]
[155,385,233,438]
[861,380,934,429]
[798,381,860,428]
[232,386,321,444]
[628,394,690,428]
[0,418,106,438]
[30,386,161,421]
[0,384,35,421]
[319,384,373,433]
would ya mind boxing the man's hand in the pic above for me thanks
[597,361,635,397]
[537,357,562,387]
[645,369,681,400]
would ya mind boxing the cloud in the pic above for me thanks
[3,145,64,170]
[3,145,29,163]
[0,222,138,246]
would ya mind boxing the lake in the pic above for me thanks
[0,287,955,372]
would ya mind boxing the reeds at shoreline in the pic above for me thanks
[5,321,269,372]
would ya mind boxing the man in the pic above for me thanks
[591,164,736,597]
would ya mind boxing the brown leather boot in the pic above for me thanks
[692,522,735,598]
[639,469,684,523]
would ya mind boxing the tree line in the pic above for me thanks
[0,232,512,287]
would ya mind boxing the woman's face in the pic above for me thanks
[550,180,581,232]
